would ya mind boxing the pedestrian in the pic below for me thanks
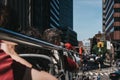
[21,26,42,39]
[0,4,57,80]
[97,74,101,80]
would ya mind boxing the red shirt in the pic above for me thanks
[0,49,14,80]
[0,49,31,80]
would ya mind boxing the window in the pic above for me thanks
[114,8,120,12]
[114,26,120,31]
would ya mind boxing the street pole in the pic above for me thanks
[98,62,101,71]
[97,62,101,80]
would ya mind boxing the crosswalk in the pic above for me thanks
[85,67,117,75]
[77,67,118,80]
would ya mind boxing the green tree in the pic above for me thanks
[92,41,107,57]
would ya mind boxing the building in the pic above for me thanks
[82,39,91,54]
[31,0,60,33]
[4,0,30,29]
[60,27,78,46]
[0,0,78,46]
[102,0,120,53]
[59,0,73,29]
[59,0,78,46]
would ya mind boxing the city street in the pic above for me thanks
[0,0,120,80]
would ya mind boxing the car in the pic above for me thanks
[109,69,120,80]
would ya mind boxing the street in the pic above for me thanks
[77,66,117,80]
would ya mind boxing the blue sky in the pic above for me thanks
[73,0,102,41]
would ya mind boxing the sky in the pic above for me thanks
[73,0,102,41]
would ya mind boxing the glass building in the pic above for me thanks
[59,0,78,45]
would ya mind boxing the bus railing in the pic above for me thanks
[0,27,81,79]
[0,27,62,50]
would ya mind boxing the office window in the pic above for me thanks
[114,8,120,12]
[114,0,120,3]
[114,17,120,21]
[114,26,120,31]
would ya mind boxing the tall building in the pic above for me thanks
[32,0,78,45]
[59,0,78,46]
[2,0,30,29]
[103,0,120,53]
[32,0,60,33]
[59,0,73,29]
[0,0,78,46]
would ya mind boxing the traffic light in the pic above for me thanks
[97,41,104,48]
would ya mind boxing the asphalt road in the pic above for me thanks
[77,67,117,80]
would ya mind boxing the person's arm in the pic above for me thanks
[0,40,32,68]
[1,40,58,80]
[11,54,32,68]
[31,69,58,80]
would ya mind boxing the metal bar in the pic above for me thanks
[19,54,52,63]
[0,27,62,50]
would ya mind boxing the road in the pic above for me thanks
[77,67,117,80]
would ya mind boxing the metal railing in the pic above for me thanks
[0,27,62,75]
[0,27,81,79]
[0,27,62,50]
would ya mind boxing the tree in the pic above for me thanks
[92,41,107,58]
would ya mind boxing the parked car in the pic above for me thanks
[109,69,120,80]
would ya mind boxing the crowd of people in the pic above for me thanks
[0,4,81,80]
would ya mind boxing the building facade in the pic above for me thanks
[0,0,78,46]
[4,0,30,29]
[59,0,73,29]
[31,0,60,33]
[102,0,120,53]
[59,0,78,46]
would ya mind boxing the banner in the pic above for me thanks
[107,41,111,50]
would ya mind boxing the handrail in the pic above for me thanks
[0,27,62,50]
[19,54,53,63]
